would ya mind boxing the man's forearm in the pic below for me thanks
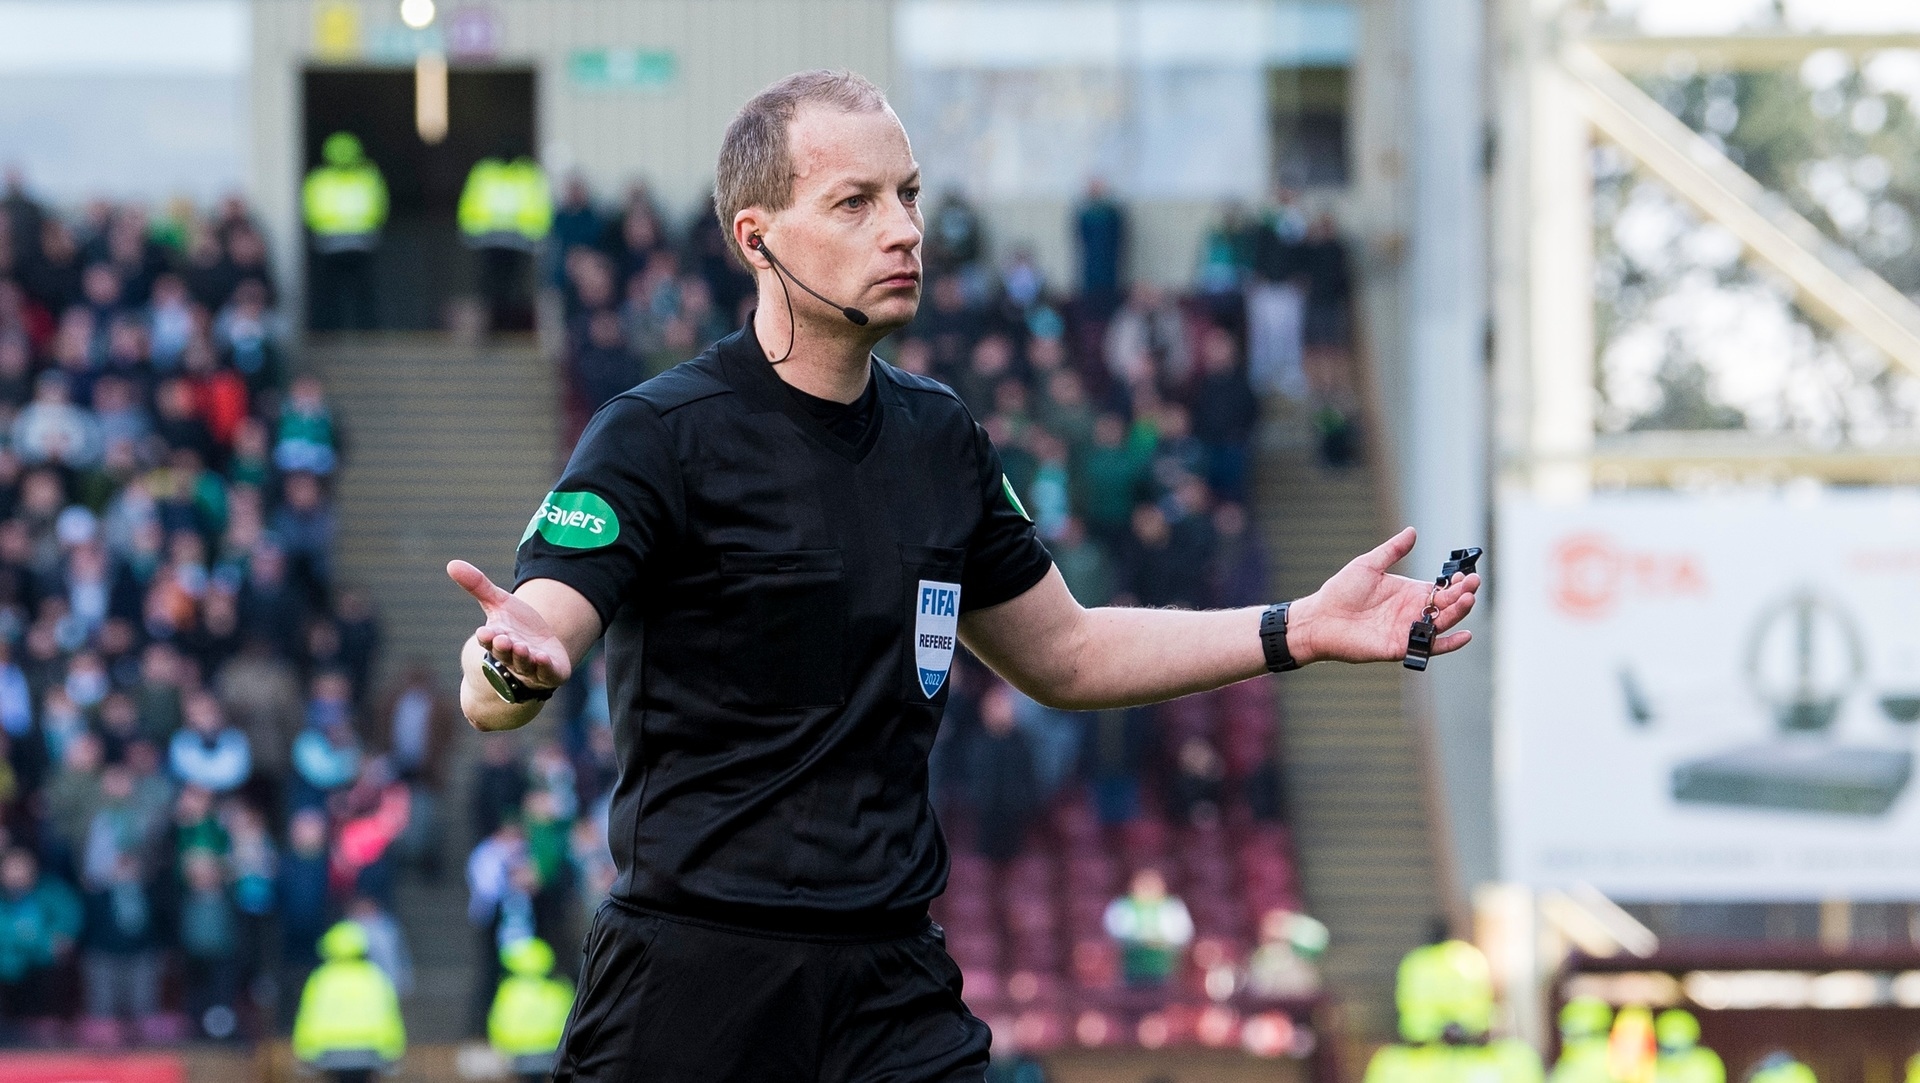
[458,635,548,732]
[1024,605,1272,712]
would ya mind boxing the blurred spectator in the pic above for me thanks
[217,637,302,810]
[1102,868,1192,988]
[215,281,281,392]
[178,847,239,1038]
[1050,516,1114,608]
[548,174,604,290]
[470,735,528,842]
[0,847,80,1034]
[467,818,531,1035]
[346,894,413,997]
[292,676,363,806]
[13,372,102,469]
[969,682,1039,863]
[370,662,455,877]
[1104,283,1189,391]
[574,308,637,410]
[1245,909,1328,1000]
[168,691,252,794]
[147,274,196,369]
[273,375,341,477]
[79,849,163,1043]
[277,808,332,1007]
[271,473,337,602]
[1191,326,1258,500]
[1075,414,1152,546]
[1075,180,1127,314]
[223,800,276,1023]
[1117,502,1210,609]
[927,193,984,277]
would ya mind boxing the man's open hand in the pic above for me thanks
[1289,527,1479,666]
[448,559,571,691]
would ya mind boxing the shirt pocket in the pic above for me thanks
[901,544,967,704]
[715,548,847,709]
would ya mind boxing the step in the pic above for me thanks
[1254,363,1441,1048]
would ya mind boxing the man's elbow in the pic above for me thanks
[1016,667,1105,713]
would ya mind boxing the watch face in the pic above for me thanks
[481,654,519,702]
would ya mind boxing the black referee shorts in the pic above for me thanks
[551,899,992,1083]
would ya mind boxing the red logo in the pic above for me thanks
[1550,532,1706,619]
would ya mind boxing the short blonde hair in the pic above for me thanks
[714,69,890,261]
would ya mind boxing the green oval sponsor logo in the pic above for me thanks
[521,490,620,549]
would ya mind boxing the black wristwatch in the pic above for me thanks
[480,650,555,704]
[1260,602,1301,673]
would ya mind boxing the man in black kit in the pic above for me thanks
[447,70,1479,1083]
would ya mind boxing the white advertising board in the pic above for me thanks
[1498,489,1920,900]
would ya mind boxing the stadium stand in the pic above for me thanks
[0,178,389,1047]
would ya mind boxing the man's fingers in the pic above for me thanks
[1435,572,1479,609]
[1360,527,1418,573]
[1432,590,1476,632]
[1430,629,1473,655]
[448,559,513,611]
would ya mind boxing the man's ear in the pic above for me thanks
[732,209,773,271]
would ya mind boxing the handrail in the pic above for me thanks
[1583,32,1920,73]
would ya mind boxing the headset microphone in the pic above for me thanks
[747,235,870,327]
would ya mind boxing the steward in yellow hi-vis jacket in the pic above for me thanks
[1551,997,1614,1083]
[459,155,551,330]
[292,920,405,1083]
[488,936,575,1082]
[1749,1053,1816,1083]
[1365,939,1542,1083]
[1654,1009,1724,1083]
[302,131,389,330]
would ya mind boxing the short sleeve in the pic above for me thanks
[961,423,1054,612]
[514,396,680,626]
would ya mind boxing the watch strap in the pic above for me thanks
[1260,602,1300,673]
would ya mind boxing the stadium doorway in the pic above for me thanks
[301,66,537,331]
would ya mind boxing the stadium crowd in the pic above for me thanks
[0,171,455,1048]
[526,177,1354,1061]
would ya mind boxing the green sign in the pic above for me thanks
[568,48,677,89]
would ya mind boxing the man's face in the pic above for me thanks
[757,105,924,332]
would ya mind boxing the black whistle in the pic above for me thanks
[1404,617,1437,672]
[1405,547,1483,672]
[1437,547,1483,586]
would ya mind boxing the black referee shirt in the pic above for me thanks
[515,325,1053,933]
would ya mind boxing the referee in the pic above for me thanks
[448,70,1478,1083]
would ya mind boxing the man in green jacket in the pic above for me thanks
[292,920,406,1083]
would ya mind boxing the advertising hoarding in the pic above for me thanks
[1498,489,1920,899]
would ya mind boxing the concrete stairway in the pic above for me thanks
[308,332,560,1042]
[1253,398,1445,1045]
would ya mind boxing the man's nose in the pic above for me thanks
[879,198,922,253]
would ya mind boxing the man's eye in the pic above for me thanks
[902,188,921,205]
[843,196,867,210]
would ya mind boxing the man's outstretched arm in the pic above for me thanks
[960,527,1478,712]
[448,560,605,732]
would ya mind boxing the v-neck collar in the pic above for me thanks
[718,323,888,465]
